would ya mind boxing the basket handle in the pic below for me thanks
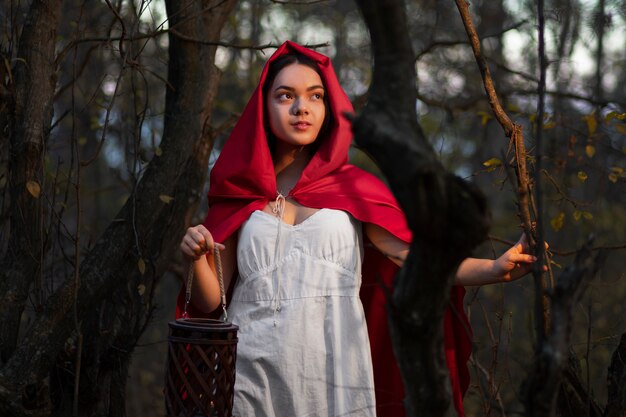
[182,244,228,321]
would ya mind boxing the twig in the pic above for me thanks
[541,169,587,209]
[533,0,553,329]
[70,7,85,414]
[169,29,330,51]
[416,19,529,60]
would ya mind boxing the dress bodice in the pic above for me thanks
[234,208,363,301]
[228,208,376,417]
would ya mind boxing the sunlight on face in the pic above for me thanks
[266,63,326,151]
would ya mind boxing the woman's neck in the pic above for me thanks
[273,143,311,177]
[273,143,312,194]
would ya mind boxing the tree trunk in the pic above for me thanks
[0,0,237,415]
[0,0,62,366]
[604,332,626,417]
[353,1,490,416]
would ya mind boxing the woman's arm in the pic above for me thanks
[455,234,541,286]
[364,223,409,267]
[364,223,542,286]
[180,225,238,312]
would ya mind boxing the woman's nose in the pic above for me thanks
[291,99,308,115]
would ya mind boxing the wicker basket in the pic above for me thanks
[164,318,239,417]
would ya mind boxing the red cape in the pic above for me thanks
[176,40,471,416]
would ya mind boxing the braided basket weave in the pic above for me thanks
[164,318,238,417]
[165,248,238,417]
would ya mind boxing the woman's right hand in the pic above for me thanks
[180,225,225,261]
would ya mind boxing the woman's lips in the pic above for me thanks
[292,121,312,130]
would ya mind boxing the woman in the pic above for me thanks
[178,41,539,417]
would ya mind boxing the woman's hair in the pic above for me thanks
[262,53,334,158]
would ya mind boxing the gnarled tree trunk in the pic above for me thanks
[353,1,490,416]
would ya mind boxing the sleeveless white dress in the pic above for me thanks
[229,208,376,417]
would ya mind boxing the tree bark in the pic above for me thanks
[353,1,489,416]
[0,0,237,415]
[0,0,62,366]
[605,332,626,417]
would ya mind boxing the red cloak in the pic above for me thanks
[176,40,471,417]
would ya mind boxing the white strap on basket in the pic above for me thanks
[183,245,227,321]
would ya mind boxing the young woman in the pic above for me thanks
[178,41,539,417]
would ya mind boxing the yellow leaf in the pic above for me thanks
[477,111,491,126]
[605,111,618,122]
[584,114,597,136]
[582,211,593,220]
[543,121,556,130]
[609,173,618,183]
[482,158,502,168]
[159,194,174,204]
[155,147,163,156]
[615,124,626,134]
[577,171,588,182]
[610,166,624,175]
[26,180,41,198]
[138,258,146,275]
[551,212,565,232]
[137,284,146,296]
[585,145,596,158]
[78,137,87,146]
[573,210,582,221]
[605,111,626,122]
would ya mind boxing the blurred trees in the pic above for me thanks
[0,0,624,416]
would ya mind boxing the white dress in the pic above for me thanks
[228,208,376,417]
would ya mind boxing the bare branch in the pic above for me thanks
[169,29,330,50]
[416,19,530,60]
[454,0,515,135]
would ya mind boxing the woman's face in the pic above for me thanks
[266,63,326,149]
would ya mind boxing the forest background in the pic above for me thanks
[1,0,625,416]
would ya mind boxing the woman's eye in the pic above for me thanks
[312,93,323,100]
[278,93,292,100]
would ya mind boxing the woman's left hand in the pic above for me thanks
[493,233,548,282]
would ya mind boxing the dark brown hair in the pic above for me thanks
[262,53,333,158]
